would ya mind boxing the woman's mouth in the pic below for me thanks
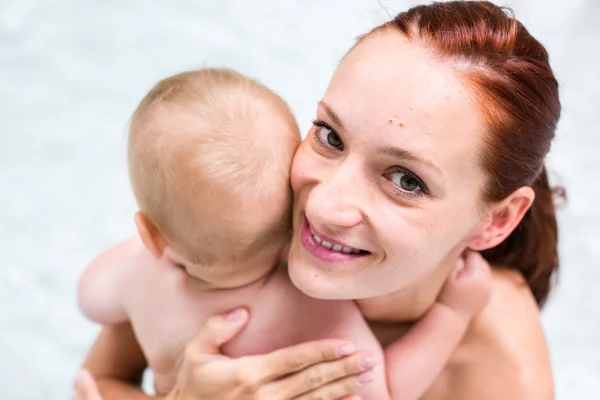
[309,225,362,254]
[300,216,370,263]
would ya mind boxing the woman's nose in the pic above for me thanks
[305,169,365,230]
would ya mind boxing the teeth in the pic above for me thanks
[320,240,333,250]
[309,227,362,255]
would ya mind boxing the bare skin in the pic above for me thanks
[75,16,555,400]
[75,260,550,400]
[78,235,388,398]
[369,268,554,400]
[285,29,554,398]
[76,240,491,400]
[74,257,551,400]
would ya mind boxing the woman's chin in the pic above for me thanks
[287,260,348,300]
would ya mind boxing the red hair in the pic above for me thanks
[363,1,562,307]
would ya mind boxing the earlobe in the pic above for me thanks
[468,187,535,251]
[135,212,168,258]
[467,235,493,252]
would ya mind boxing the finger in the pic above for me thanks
[292,372,371,400]
[450,255,466,279]
[185,308,249,361]
[253,339,357,381]
[73,370,103,400]
[462,250,491,277]
[267,351,377,399]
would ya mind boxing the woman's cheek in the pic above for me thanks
[378,206,440,259]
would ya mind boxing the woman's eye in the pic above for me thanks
[388,170,424,194]
[315,123,344,150]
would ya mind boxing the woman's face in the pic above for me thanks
[288,32,492,300]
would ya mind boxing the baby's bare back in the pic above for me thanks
[120,245,381,396]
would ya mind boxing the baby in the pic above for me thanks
[77,68,489,399]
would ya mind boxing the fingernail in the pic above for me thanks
[360,355,378,369]
[356,370,374,384]
[336,343,356,356]
[227,308,246,321]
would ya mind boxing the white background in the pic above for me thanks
[1,0,598,398]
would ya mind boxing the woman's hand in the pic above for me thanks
[165,308,378,400]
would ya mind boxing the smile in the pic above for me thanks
[300,216,370,263]
[309,226,362,254]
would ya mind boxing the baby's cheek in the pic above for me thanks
[290,140,325,191]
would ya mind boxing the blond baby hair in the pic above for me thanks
[128,68,300,264]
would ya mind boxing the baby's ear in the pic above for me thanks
[135,212,168,258]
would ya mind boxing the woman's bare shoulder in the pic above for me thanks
[443,268,554,399]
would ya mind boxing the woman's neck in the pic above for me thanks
[357,253,458,323]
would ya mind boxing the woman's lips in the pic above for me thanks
[300,216,369,263]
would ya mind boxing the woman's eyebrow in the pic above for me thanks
[318,101,345,131]
[379,145,443,175]
[318,100,443,176]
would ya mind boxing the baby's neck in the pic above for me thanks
[183,264,277,291]
[162,246,279,291]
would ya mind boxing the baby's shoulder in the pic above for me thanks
[247,266,365,341]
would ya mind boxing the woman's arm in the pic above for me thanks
[76,309,380,400]
[80,322,155,399]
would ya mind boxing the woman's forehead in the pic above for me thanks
[329,33,476,125]
[322,32,485,178]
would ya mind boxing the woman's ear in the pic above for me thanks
[135,212,168,258]
[467,186,535,251]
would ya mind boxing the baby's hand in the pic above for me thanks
[73,370,103,400]
[438,251,492,319]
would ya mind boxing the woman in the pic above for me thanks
[75,2,560,399]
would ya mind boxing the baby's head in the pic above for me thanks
[128,68,300,286]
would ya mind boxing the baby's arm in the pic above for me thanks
[345,321,391,400]
[385,251,492,400]
[315,302,391,400]
[78,235,141,325]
